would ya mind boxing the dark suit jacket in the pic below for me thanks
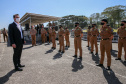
[8,22,24,46]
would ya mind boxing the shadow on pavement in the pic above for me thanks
[45,49,53,54]
[23,46,33,50]
[72,58,84,72]
[0,69,16,84]
[92,53,100,64]
[45,43,50,46]
[101,66,122,84]
[53,53,62,59]
[111,50,118,57]
[65,47,68,50]
[88,47,91,51]
[120,60,126,66]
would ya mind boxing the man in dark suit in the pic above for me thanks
[8,14,26,71]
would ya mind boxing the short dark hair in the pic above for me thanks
[13,14,19,18]
[59,25,62,27]
[121,20,126,23]
[92,23,96,25]
[101,19,108,23]
[75,22,79,25]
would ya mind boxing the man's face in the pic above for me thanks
[75,24,79,28]
[121,22,125,27]
[14,15,20,22]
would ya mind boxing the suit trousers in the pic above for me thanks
[13,44,23,68]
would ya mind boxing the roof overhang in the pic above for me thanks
[20,13,62,26]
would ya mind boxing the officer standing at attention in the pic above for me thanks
[115,20,126,63]
[2,28,8,42]
[96,19,113,70]
[58,25,65,53]
[41,26,47,44]
[90,24,99,55]
[51,27,56,49]
[48,27,52,43]
[87,26,91,47]
[65,27,70,48]
[73,22,83,59]
[30,26,37,46]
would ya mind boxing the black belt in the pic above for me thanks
[88,34,91,35]
[92,35,96,36]
[75,35,80,37]
[119,37,126,39]
[101,38,109,40]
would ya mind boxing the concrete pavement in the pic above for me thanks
[0,36,126,84]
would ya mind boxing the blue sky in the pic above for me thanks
[0,0,126,29]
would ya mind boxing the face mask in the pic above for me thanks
[121,23,124,26]
[101,22,104,25]
[75,25,77,27]
[16,18,20,23]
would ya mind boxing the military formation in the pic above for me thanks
[1,19,126,71]
[21,19,126,70]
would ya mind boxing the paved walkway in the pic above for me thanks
[0,35,126,84]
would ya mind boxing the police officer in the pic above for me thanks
[30,26,37,46]
[41,26,47,44]
[73,22,83,59]
[90,24,99,55]
[48,27,52,43]
[96,19,113,70]
[2,28,8,42]
[65,27,70,48]
[51,27,56,49]
[58,25,65,53]
[87,26,91,47]
[115,20,126,63]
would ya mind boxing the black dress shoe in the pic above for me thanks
[61,51,65,53]
[51,47,54,49]
[73,55,77,58]
[86,46,89,47]
[96,64,103,67]
[90,52,93,54]
[78,57,82,60]
[53,48,56,49]
[106,66,111,70]
[68,46,70,48]
[95,53,98,55]
[15,67,23,71]
[65,46,67,47]
[124,60,126,63]
[19,65,25,67]
[58,50,61,52]
[115,58,121,60]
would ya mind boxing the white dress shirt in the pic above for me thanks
[14,21,23,39]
